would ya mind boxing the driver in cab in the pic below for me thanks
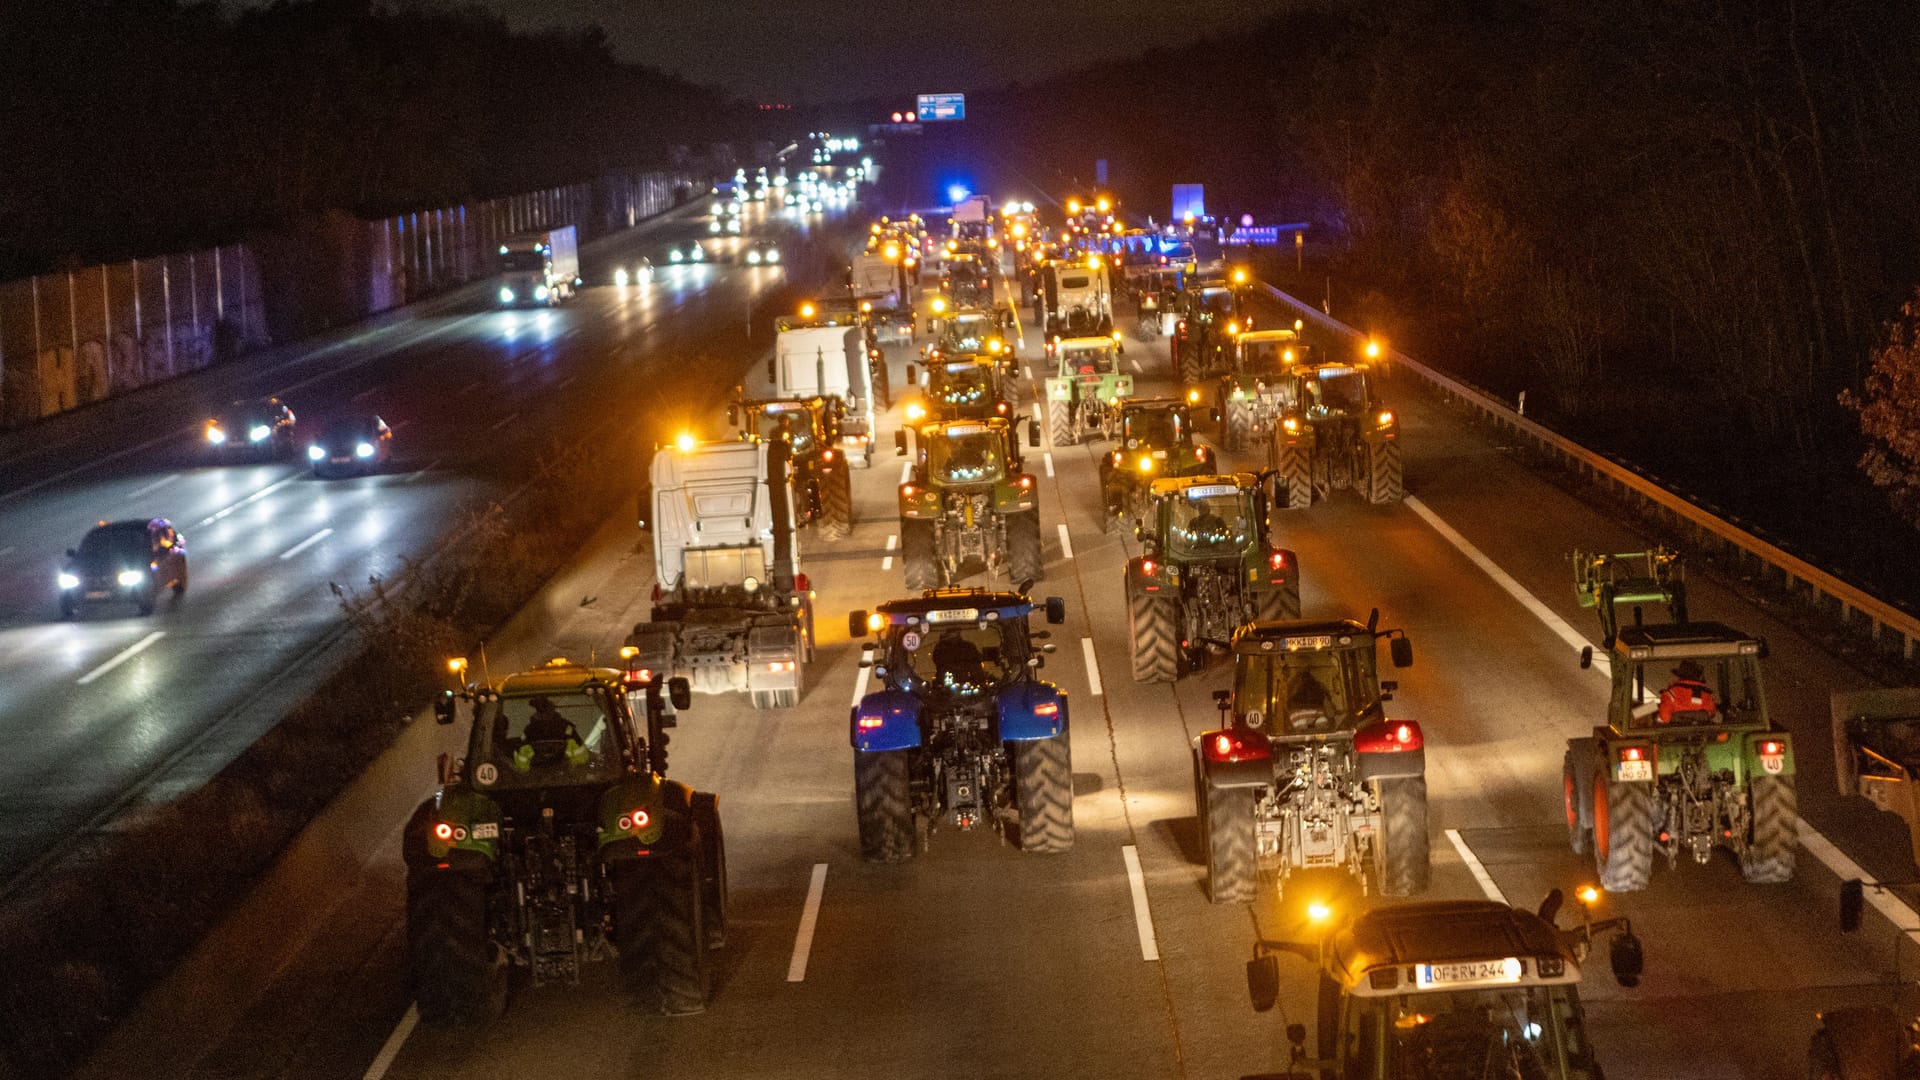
[508,695,589,771]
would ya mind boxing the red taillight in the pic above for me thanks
[1017,474,1033,490]
[1621,746,1644,762]
[628,667,653,684]
[432,822,454,841]
[1033,701,1060,717]
[902,484,916,497]
[1141,559,1157,576]
[618,809,652,831]
[1204,728,1270,764]
[1355,720,1423,753]
[796,573,811,592]
[1759,740,1783,756]
[996,401,1009,414]
[650,583,663,603]
[857,713,884,730]
[823,449,836,462]
[1268,551,1287,570]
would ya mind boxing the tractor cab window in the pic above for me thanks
[1198,288,1235,315]
[1062,345,1118,375]
[929,429,1004,484]
[756,407,820,454]
[1165,490,1254,559]
[1624,653,1764,728]
[1347,986,1572,1080]
[1124,408,1183,447]
[890,619,1025,697]
[943,314,992,347]
[1308,368,1369,415]
[1241,339,1294,375]
[471,690,622,786]
[1235,645,1377,733]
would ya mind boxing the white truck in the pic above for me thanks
[769,314,876,467]
[626,437,812,709]
[1039,259,1113,339]
[496,225,581,306]
[849,252,913,344]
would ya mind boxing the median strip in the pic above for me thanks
[78,631,165,685]
[786,862,829,982]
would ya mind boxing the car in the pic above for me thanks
[742,241,782,266]
[204,397,295,460]
[612,258,653,287]
[59,518,188,618]
[307,414,393,476]
[667,242,706,265]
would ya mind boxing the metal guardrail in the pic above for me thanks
[1258,281,1920,663]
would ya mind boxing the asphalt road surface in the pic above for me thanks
[74,231,1920,1080]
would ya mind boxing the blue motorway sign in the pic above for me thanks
[916,93,965,121]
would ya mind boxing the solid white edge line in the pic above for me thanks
[1415,494,1920,939]
[1444,828,1509,904]
[1042,451,1054,478]
[126,473,182,500]
[1057,523,1073,560]
[1121,845,1161,961]
[360,1003,419,1080]
[1405,497,1607,673]
[77,630,166,685]
[1081,637,1103,697]
[787,862,829,982]
[402,457,443,484]
[278,526,335,561]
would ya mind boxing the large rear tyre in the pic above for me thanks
[1006,510,1044,584]
[1047,398,1074,448]
[1203,780,1256,903]
[1592,774,1654,892]
[1254,581,1301,622]
[854,748,914,862]
[1564,751,1592,856]
[1368,440,1405,504]
[638,847,709,1015]
[1128,585,1179,683]
[901,519,939,590]
[1740,775,1798,884]
[1376,776,1431,897]
[407,868,504,1026]
[690,793,729,949]
[1012,733,1074,853]
[1278,446,1312,510]
[1224,400,1252,451]
[819,467,853,540]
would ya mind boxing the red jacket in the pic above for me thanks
[1658,679,1716,723]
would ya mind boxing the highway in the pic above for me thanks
[0,191,852,886]
[72,232,1920,1080]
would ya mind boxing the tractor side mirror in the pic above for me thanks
[1389,636,1413,668]
[849,610,870,639]
[1537,888,1564,926]
[1028,420,1041,447]
[433,690,457,725]
[1608,930,1644,988]
[1246,955,1280,1013]
[1044,596,1067,625]
[1840,878,1864,932]
[1379,680,1397,700]
[436,752,454,785]
[895,430,908,455]
[1212,689,1232,709]
[668,677,692,712]
[1579,645,1594,670]
[636,487,653,531]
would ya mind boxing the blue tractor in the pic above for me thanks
[847,587,1074,861]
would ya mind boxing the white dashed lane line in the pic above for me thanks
[1081,637,1103,697]
[77,631,165,685]
[1057,524,1073,559]
[194,475,300,528]
[126,474,182,500]
[898,459,912,484]
[1042,451,1054,478]
[882,533,896,572]
[278,527,334,561]
[1445,829,1508,903]
[1122,845,1160,961]
[787,863,829,982]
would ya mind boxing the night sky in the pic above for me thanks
[451,0,1293,103]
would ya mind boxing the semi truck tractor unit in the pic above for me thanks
[497,225,581,306]
[770,308,878,467]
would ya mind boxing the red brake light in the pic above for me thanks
[1018,475,1033,489]
[1355,720,1423,754]
[1760,740,1782,756]
[997,401,1009,414]
[627,667,653,683]
[1141,559,1157,576]
[823,449,835,462]
[1268,551,1287,570]
[1033,701,1060,717]
[618,808,651,831]
[1203,728,1270,764]
[432,822,454,841]
[902,484,916,497]
[1622,746,1644,762]
[796,573,811,592]
[857,712,884,730]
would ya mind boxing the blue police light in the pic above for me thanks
[947,184,970,205]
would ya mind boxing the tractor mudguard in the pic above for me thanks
[596,775,687,858]
[851,689,924,752]
[1565,738,1598,832]
[403,797,499,870]
[1197,730,1272,789]
[1356,746,1426,782]
[998,681,1068,741]
[1248,547,1298,598]
[1744,731,1796,779]
[1127,556,1174,593]
[407,786,504,866]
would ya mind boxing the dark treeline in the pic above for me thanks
[0,0,756,279]
[944,0,1920,597]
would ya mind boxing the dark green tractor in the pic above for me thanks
[1098,395,1218,533]
[896,415,1045,588]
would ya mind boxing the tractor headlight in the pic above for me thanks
[742,576,761,593]
[58,572,79,590]
[1376,410,1395,428]
[117,569,145,588]
[1283,417,1301,434]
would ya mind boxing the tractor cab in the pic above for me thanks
[1228,619,1401,737]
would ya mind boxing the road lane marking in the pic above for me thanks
[881,533,897,572]
[1081,637,1102,696]
[1042,451,1054,477]
[195,475,300,527]
[1445,829,1508,904]
[1405,497,1606,672]
[361,1004,418,1080]
[78,631,165,685]
[787,862,829,982]
[1129,355,1143,373]
[1799,822,1920,946]
[126,474,181,500]
[1121,845,1160,961]
[1057,523,1073,559]
[402,457,442,483]
[278,527,334,560]
[458,380,481,395]
[489,411,520,433]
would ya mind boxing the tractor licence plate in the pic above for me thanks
[1616,760,1653,782]
[1417,958,1523,988]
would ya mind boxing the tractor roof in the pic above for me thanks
[494,657,625,697]
[1239,329,1298,343]
[1326,901,1580,994]
[1149,473,1260,498]
[1234,618,1375,653]
[874,588,1032,621]
[1612,622,1760,658]
[1057,336,1117,349]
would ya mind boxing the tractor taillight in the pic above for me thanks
[857,712,884,730]
[1759,740,1783,756]
[628,668,653,684]
[432,822,454,841]
[1269,551,1287,570]
[1355,720,1423,754]
[1018,475,1033,490]
[1203,728,1270,764]
[1621,747,1644,762]
[768,660,796,673]
[1032,701,1060,717]
[617,809,652,831]
[1141,559,1157,576]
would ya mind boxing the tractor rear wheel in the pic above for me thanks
[635,845,709,1014]
[407,867,504,1026]
[1254,580,1301,622]
[690,793,728,949]
[1563,751,1592,856]
[901,519,939,590]
[1012,733,1074,853]
[1006,509,1044,584]
[1203,778,1256,903]
[819,467,853,540]
[1592,773,1653,892]
[1368,439,1405,504]
[1128,584,1179,683]
[1224,400,1252,451]
[1376,776,1431,897]
[854,748,914,862]
[1047,398,1074,448]
[1278,446,1312,509]
[1740,775,1798,884]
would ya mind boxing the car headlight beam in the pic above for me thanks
[117,569,145,588]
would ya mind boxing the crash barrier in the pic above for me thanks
[0,171,688,429]
[1259,281,1920,666]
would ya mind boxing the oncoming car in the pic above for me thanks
[59,517,188,618]
[204,397,296,460]
[307,414,393,477]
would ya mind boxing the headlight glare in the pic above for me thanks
[58,572,79,590]
[117,570,145,587]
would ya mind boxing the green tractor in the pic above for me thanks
[896,415,1046,589]
[404,658,725,1022]
[1098,395,1218,533]
[1215,325,1306,452]
[728,395,854,539]
[1125,474,1301,682]
[1562,549,1798,892]
[910,356,1019,423]
[1043,334,1133,446]
[1270,341,1403,508]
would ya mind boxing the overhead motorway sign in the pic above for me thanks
[916,93,965,121]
